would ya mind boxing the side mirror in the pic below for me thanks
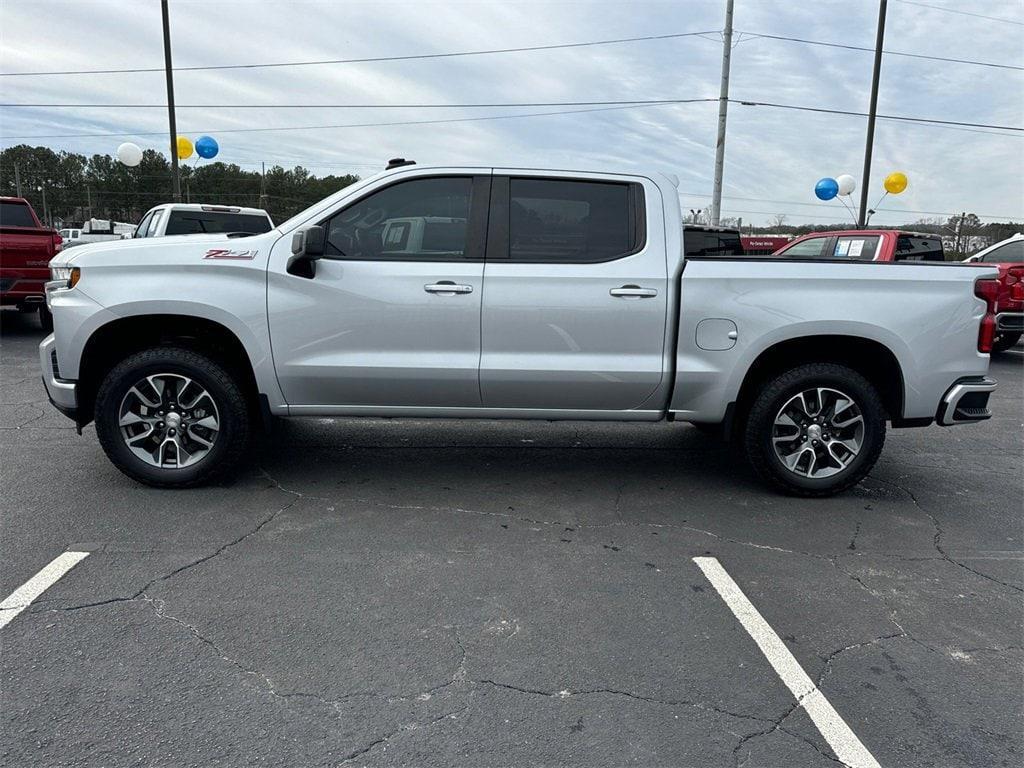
[287,225,326,278]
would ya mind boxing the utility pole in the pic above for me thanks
[709,0,734,226]
[161,0,181,202]
[38,184,49,228]
[858,0,887,227]
[259,161,268,209]
[953,210,965,256]
[14,163,22,197]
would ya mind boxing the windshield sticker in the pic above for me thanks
[204,248,258,260]
[834,240,850,257]
[848,239,865,258]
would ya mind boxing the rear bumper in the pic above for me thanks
[38,334,78,419]
[937,376,997,426]
[996,312,1022,333]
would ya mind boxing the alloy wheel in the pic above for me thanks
[118,373,220,469]
[771,387,864,479]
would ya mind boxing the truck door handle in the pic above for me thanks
[610,285,658,299]
[424,281,473,295]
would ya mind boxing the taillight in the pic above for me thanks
[52,231,63,254]
[1009,267,1024,303]
[974,278,999,353]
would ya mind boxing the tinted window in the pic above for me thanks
[832,235,880,260]
[0,201,37,227]
[896,235,944,261]
[325,177,471,260]
[509,179,636,262]
[683,229,743,258]
[979,241,1024,263]
[778,237,831,258]
[165,211,272,235]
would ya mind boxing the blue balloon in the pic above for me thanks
[195,135,219,159]
[814,177,839,201]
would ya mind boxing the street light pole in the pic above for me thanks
[709,0,735,226]
[858,0,887,227]
[161,0,181,202]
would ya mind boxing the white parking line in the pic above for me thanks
[694,556,881,768]
[0,551,90,630]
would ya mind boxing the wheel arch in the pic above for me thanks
[77,314,262,428]
[732,335,906,432]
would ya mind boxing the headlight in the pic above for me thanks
[49,266,80,289]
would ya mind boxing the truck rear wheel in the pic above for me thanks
[94,347,251,487]
[743,363,885,497]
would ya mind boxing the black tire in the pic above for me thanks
[992,331,1021,353]
[743,363,886,497]
[94,347,251,487]
[39,305,53,333]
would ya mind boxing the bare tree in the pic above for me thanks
[770,213,788,230]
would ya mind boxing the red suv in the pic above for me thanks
[772,229,944,262]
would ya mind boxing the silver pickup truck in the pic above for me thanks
[40,161,999,496]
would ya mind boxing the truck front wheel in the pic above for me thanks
[94,347,251,487]
[743,363,886,497]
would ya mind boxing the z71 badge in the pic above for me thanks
[203,248,259,260]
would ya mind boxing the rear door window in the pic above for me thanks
[832,236,880,260]
[506,178,641,262]
[895,235,944,261]
[164,211,273,235]
[0,201,37,227]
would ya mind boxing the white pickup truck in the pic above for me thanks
[41,161,999,495]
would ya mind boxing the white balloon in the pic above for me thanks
[116,142,143,167]
[836,174,856,196]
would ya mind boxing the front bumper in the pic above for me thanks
[937,376,997,426]
[996,312,1023,333]
[39,334,78,419]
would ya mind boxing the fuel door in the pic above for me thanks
[696,318,738,351]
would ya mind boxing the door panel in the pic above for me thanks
[267,174,489,407]
[480,174,668,410]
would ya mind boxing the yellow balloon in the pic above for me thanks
[176,136,194,160]
[884,171,908,194]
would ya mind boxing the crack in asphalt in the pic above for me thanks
[475,679,774,725]
[872,477,1023,594]
[39,468,305,613]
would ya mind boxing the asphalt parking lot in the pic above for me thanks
[1,309,1021,768]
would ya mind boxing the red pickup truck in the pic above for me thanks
[772,229,944,262]
[964,234,1024,352]
[0,197,63,331]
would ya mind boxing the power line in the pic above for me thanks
[3,97,1018,133]
[0,103,711,141]
[892,0,1024,26]
[740,31,1023,71]
[731,99,1022,132]
[0,99,715,109]
[0,31,718,77]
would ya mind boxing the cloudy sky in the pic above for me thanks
[1,0,1021,225]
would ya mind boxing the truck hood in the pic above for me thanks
[51,231,275,269]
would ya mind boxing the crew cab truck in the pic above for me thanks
[1,196,62,330]
[963,233,1024,352]
[40,163,999,496]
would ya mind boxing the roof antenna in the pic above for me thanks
[386,158,416,170]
